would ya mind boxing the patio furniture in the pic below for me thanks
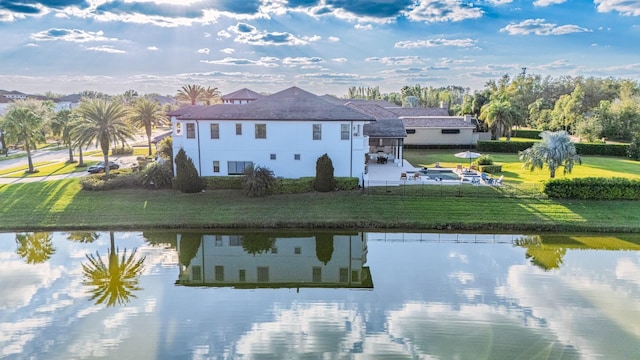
[494,175,503,186]
[456,164,463,172]
[400,173,407,181]
[412,172,421,180]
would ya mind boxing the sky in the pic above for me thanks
[1,0,640,97]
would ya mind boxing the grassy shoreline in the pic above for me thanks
[1,178,639,233]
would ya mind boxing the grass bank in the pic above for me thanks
[1,178,639,233]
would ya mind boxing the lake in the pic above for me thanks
[2,230,640,359]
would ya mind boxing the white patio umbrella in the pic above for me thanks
[454,151,482,167]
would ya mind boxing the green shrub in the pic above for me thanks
[574,143,629,157]
[474,154,494,165]
[242,164,276,197]
[80,172,139,191]
[544,177,640,200]
[477,140,536,153]
[335,177,359,190]
[270,177,315,194]
[138,161,173,189]
[479,165,502,174]
[511,129,542,139]
[315,153,335,192]
[205,176,243,189]
[627,135,640,161]
[173,148,205,193]
[112,146,133,155]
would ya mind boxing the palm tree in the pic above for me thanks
[201,86,221,105]
[129,97,167,156]
[66,231,100,243]
[1,99,54,173]
[73,98,136,176]
[177,84,204,105]
[479,97,518,140]
[51,109,76,163]
[519,130,582,178]
[16,232,55,264]
[82,231,146,307]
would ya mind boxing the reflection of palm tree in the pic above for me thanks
[16,232,55,264]
[82,231,145,307]
[514,235,566,271]
[66,231,100,243]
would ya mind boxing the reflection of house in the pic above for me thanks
[175,233,373,289]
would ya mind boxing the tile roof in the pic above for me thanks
[173,87,375,121]
[388,107,450,117]
[221,88,263,101]
[364,119,407,138]
[402,117,476,128]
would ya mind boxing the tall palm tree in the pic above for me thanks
[177,84,204,105]
[51,109,76,163]
[479,97,518,140]
[73,98,136,176]
[1,99,54,173]
[201,86,221,105]
[129,97,167,155]
[519,130,582,178]
[82,231,146,307]
[66,231,101,243]
[16,232,55,264]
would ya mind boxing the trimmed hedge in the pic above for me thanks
[511,129,542,139]
[544,177,640,200]
[479,165,502,174]
[574,143,629,157]
[477,140,535,153]
[112,147,134,155]
[205,176,359,194]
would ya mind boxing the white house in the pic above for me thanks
[169,87,374,179]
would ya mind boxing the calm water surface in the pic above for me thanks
[1,231,640,359]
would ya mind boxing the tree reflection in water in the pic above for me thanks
[66,231,100,243]
[82,231,146,307]
[15,232,55,264]
[241,233,275,256]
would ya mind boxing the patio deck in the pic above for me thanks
[363,160,480,187]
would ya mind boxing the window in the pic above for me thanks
[215,266,224,281]
[313,124,322,140]
[175,122,182,136]
[236,123,242,135]
[312,267,322,282]
[442,129,461,134]
[270,154,276,160]
[192,266,202,281]
[213,161,220,173]
[239,269,246,282]
[228,161,253,175]
[215,235,223,247]
[257,267,269,282]
[341,124,350,140]
[294,154,300,160]
[186,123,195,138]
[406,129,416,134]
[229,235,242,246]
[339,268,349,283]
[352,270,359,282]
[270,247,278,254]
[294,247,301,254]
[255,124,266,139]
[210,123,219,139]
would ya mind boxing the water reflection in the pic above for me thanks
[0,230,639,359]
[15,232,55,264]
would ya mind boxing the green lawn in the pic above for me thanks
[0,161,96,177]
[0,178,639,233]
[403,149,640,184]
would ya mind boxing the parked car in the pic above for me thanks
[87,161,120,174]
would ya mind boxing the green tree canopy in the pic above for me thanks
[519,130,582,178]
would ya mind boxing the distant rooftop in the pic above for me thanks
[221,88,264,102]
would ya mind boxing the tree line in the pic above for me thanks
[346,74,640,143]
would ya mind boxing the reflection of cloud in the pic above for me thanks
[0,257,61,309]
[616,258,640,286]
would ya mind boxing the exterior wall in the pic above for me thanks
[404,127,475,146]
[171,118,367,178]
[176,233,369,287]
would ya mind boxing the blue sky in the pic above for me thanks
[0,0,639,97]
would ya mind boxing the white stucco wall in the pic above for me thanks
[404,127,475,145]
[171,118,368,178]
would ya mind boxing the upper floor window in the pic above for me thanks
[186,123,195,139]
[255,124,266,139]
[313,124,322,140]
[341,124,350,140]
[210,123,219,139]
[236,123,242,135]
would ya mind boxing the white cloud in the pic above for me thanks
[228,22,309,46]
[533,0,567,6]
[217,30,231,38]
[595,0,640,16]
[220,48,235,54]
[30,29,118,43]
[354,23,373,30]
[395,38,476,48]
[282,57,325,66]
[500,19,591,35]
[84,45,126,54]
[365,56,427,66]
[200,56,279,67]
[304,35,321,42]
[406,0,484,23]
[328,36,340,42]
[197,48,210,54]
[332,58,348,63]
[487,0,513,4]
[147,46,159,51]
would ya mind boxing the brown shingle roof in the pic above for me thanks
[174,87,375,121]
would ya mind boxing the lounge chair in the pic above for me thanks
[456,164,463,172]
[413,172,421,180]
[494,175,503,186]
[400,173,407,181]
